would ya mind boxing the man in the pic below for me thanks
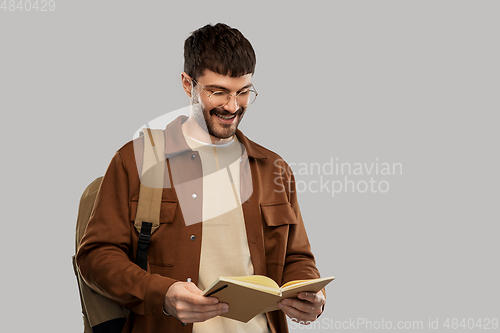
[77,23,325,333]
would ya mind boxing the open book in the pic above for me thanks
[202,275,334,323]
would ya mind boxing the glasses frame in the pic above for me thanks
[189,76,258,108]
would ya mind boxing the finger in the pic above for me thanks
[297,291,325,305]
[183,282,204,295]
[178,303,230,323]
[279,302,317,324]
[281,298,320,315]
[183,283,221,304]
[180,301,229,314]
[179,291,220,306]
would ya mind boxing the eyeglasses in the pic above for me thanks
[190,77,258,108]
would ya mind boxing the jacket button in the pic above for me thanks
[190,235,196,241]
[182,322,187,326]
[192,193,197,199]
[187,277,192,282]
[191,154,196,160]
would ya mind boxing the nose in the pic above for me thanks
[223,95,239,113]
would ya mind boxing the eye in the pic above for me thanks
[238,90,250,96]
[211,91,225,96]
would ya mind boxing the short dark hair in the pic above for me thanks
[184,23,256,81]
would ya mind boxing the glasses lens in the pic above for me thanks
[237,90,257,107]
[209,90,257,108]
[209,91,228,108]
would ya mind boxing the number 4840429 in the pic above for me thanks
[1,0,56,11]
[443,318,498,330]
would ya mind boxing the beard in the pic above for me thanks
[205,107,246,139]
[191,91,246,139]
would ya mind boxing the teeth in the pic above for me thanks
[215,114,235,120]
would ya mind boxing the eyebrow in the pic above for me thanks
[203,83,253,92]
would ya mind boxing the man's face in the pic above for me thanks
[190,70,253,140]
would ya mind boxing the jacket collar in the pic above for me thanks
[164,115,268,159]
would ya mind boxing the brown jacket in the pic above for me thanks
[76,116,322,333]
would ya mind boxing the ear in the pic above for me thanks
[181,72,193,98]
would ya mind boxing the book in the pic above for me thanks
[202,275,335,323]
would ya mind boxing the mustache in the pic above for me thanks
[210,107,245,116]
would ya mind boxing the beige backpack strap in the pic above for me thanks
[134,128,165,234]
[134,128,165,270]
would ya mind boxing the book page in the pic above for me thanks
[225,275,280,295]
[281,276,335,292]
[281,279,312,291]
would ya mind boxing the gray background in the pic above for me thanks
[1,1,498,332]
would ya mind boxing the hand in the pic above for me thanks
[163,281,229,323]
[278,290,325,325]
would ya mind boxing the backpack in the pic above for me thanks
[72,128,166,333]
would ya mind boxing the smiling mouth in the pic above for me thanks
[214,113,236,120]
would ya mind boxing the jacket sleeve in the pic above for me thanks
[76,151,177,317]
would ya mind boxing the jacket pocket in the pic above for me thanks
[261,202,297,267]
[261,202,298,227]
[130,200,178,267]
[158,201,177,224]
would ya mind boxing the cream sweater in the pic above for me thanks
[183,133,270,333]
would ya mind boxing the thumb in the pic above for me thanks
[184,282,203,295]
